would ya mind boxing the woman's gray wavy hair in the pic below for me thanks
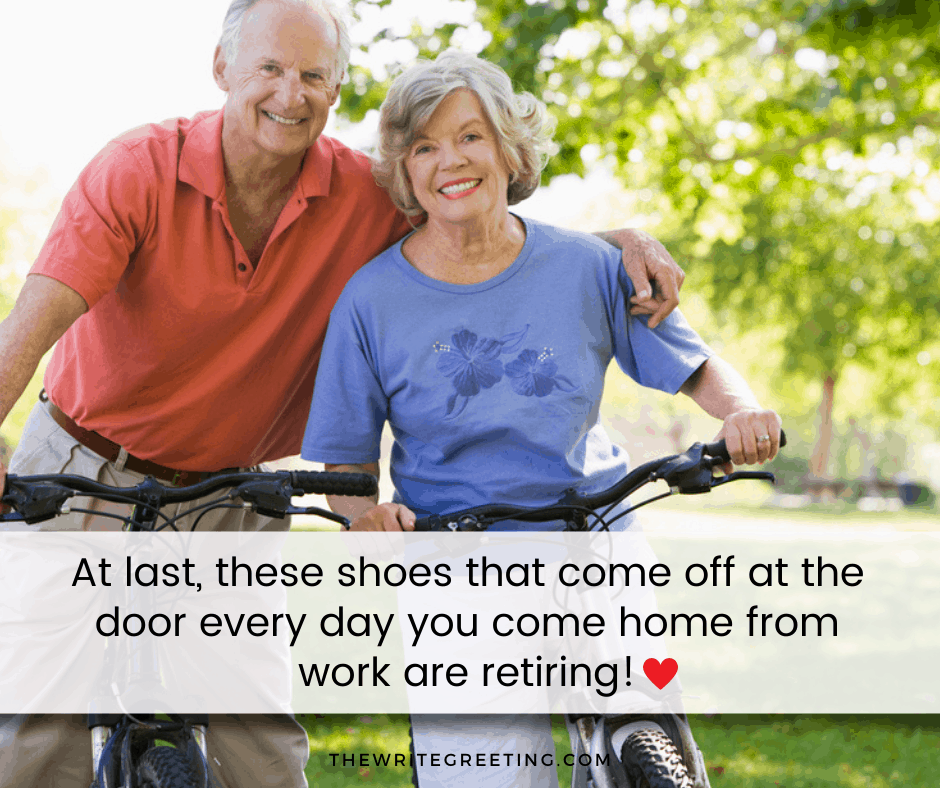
[218,0,352,84]
[374,50,557,217]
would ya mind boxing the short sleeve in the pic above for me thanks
[31,140,155,308]
[301,292,389,464]
[602,250,713,394]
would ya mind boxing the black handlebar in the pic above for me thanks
[1,470,378,526]
[413,430,786,532]
[287,470,378,497]
[3,432,785,530]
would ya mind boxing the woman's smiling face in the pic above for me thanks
[405,89,513,225]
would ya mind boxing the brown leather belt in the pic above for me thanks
[44,397,231,487]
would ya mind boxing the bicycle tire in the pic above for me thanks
[135,746,199,788]
[619,727,694,788]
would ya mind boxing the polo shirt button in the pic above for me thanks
[237,263,247,272]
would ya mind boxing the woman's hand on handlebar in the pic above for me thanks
[350,503,416,532]
[714,409,783,472]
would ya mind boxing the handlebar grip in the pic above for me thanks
[289,471,378,497]
[704,429,787,462]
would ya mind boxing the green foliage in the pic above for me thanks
[791,0,940,55]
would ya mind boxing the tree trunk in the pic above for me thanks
[810,372,837,481]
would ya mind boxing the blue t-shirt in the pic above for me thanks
[301,217,712,530]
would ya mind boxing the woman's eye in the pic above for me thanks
[414,145,431,155]
[463,133,480,142]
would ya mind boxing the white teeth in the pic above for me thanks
[440,180,481,195]
[264,111,304,125]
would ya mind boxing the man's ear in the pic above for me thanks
[330,81,342,106]
[213,45,230,92]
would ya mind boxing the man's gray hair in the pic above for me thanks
[219,0,352,84]
[374,50,557,217]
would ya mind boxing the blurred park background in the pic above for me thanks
[2,1,939,784]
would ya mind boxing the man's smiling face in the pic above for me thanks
[214,0,340,163]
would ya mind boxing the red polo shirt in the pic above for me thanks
[33,110,412,469]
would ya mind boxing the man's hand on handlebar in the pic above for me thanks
[713,409,783,474]
[350,502,416,532]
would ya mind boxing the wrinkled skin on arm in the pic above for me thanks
[0,274,88,492]
[679,357,783,473]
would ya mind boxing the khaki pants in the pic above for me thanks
[0,714,308,788]
[0,401,308,787]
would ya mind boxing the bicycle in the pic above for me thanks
[1,468,378,788]
[410,433,786,788]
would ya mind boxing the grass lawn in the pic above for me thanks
[647,497,940,531]
[300,714,940,786]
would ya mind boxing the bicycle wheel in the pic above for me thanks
[619,726,693,788]
[135,746,199,788]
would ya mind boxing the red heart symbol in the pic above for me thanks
[643,658,678,689]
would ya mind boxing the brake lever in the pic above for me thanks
[232,480,292,519]
[652,442,714,494]
[234,481,363,526]
[709,470,776,488]
[653,444,778,494]
[286,506,351,528]
[1,482,74,524]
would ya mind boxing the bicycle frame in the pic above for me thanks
[87,499,208,788]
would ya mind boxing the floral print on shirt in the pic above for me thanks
[434,325,576,419]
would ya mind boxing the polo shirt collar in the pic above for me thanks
[179,109,334,201]
[298,136,334,199]
[179,111,227,200]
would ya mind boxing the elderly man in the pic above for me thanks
[0,0,686,786]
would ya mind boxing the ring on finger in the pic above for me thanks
[756,435,771,443]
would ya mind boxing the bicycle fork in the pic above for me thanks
[91,724,112,776]
[90,715,210,788]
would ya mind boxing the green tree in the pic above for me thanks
[342,0,940,479]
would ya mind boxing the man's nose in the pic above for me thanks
[278,72,305,107]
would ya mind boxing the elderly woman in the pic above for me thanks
[302,51,780,788]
